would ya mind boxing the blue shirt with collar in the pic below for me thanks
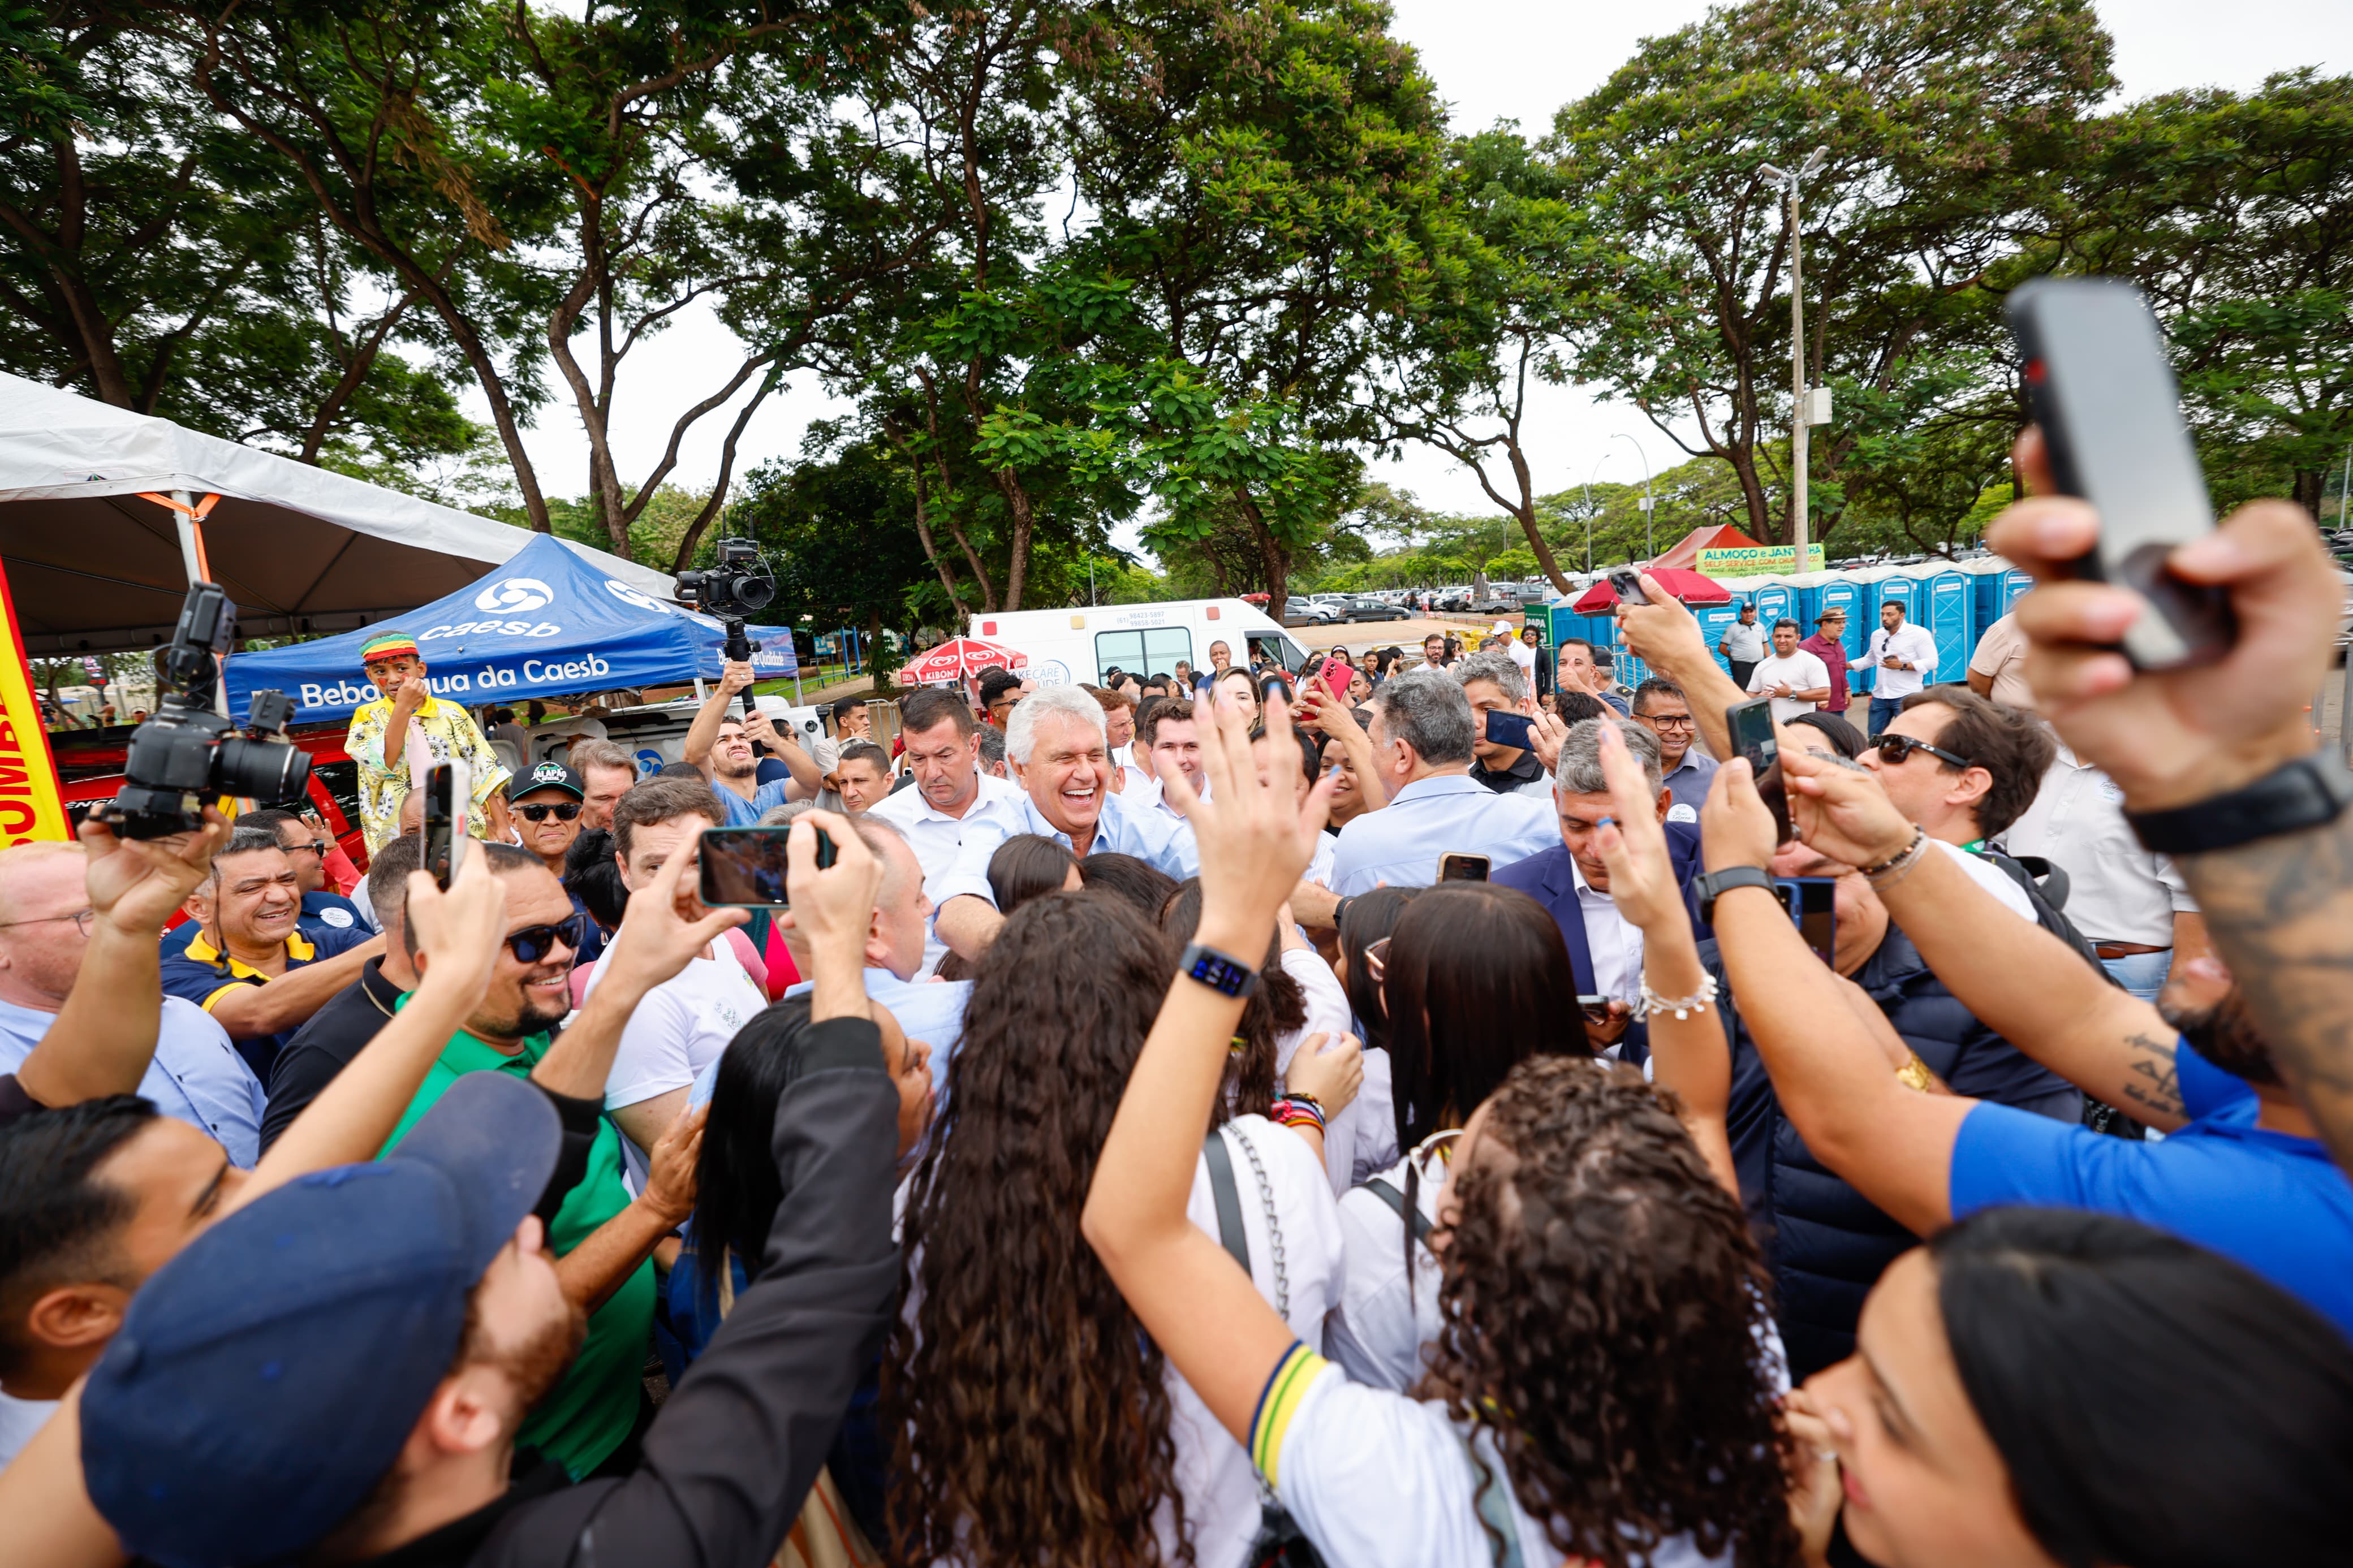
[0,993,265,1166]
[1328,773,1556,896]
[158,923,374,1081]
[688,967,971,1108]
[935,786,1200,909]
[1661,750,1719,815]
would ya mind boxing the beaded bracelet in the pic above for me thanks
[1634,970,1719,1022]
[1861,826,1930,889]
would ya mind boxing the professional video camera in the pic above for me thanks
[94,583,311,839]
[676,537,777,663]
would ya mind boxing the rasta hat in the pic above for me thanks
[359,631,421,667]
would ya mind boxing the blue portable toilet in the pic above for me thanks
[1960,558,2031,644]
[1749,578,1799,634]
[1692,599,1747,677]
[1904,563,1974,683]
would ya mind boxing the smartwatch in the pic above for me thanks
[1179,942,1260,999]
[1691,865,1776,925]
[2126,751,2353,856]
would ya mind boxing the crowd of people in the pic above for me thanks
[5,433,2353,1568]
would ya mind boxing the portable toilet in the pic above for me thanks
[1962,557,2032,637]
[1691,599,1746,677]
[1748,578,1799,636]
[1901,562,1975,683]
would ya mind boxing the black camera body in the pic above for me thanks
[96,584,311,839]
[676,537,777,663]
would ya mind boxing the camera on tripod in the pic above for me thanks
[94,583,311,839]
[676,537,777,663]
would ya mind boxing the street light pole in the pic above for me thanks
[1760,145,1828,563]
[1579,452,1612,575]
[1613,433,1654,561]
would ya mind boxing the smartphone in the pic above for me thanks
[1724,697,1794,844]
[1317,655,1353,703]
[1484,709,1536,749]
[1775,876,1838,966]
[2006,277,2233,668]
[1578,994,1614,1025]
[1437,852,1492,882]
[422,761,468,891]
[697,824,837,908]
[1607,568,1650,606]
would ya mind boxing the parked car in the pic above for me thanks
[1282,596,1337,626]
[1344,595,1411,623]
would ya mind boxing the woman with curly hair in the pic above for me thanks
[1327,879,1592,1390]
[889,888,1363,1568]
[1083,702,1799,1568]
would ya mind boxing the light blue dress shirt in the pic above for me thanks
[689,967,971,1104]
[0,994,266,1167]
[1328,773,1557,896]
[935,786,1200,908]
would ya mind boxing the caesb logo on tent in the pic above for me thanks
[420,575,563,642]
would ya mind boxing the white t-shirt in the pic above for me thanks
[583,943,768,1186]
[1274,947,1395,1192]
[1255,1349,1748,1568]
[1746,649,1832,723]
[1933,839,2039,925]
[1506,640,1536,679]
[1865,622,1940,698]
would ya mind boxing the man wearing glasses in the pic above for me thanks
[158,827,382,1081]
[510,760,606,964]
[1858,685,2052,925]
[1628,677,1716,817]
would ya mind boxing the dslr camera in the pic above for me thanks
[676,537,777,662]
[94,583,311,839]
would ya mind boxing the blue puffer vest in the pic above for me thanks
[1700,927,2082,1380]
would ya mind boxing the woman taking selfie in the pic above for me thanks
[1083,697,1799,1568]
[890,887,1363,1568]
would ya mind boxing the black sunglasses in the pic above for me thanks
[1873,733,1973,771]
[516,801,583,823]
[506,910,591,964]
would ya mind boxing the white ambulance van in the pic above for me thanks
[967,599,1315,686]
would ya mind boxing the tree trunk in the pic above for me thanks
[1728,447,1776,543]
[2294,468,2324,519]
[904,455,966,613]
[1231,487,1290,608]
[868,604,890,697]
[994,468,1037,610]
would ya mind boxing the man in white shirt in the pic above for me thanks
[1745,619,1833,723]
[2004,738,2207,1001]
[1135,697,1209,821]
[1864,599,1939,736]
[586,777,770,1185]
[867,687,1024,973]
[1717,602,1768,689]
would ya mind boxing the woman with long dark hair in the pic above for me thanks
[890,889,1361,1568]
[1082,705,1800,1568]
[986,833,1080,914]
[1328,880,1591,1389]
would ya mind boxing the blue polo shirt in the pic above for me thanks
[1950,1040,2353,1339]
[715,777,794,827]
[159,925,373,1081]
[0,994,265,1167]
[1327,773,1556,896]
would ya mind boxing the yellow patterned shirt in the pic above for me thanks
[344,690,511,854]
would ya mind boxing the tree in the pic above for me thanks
[1550,0,2113,543]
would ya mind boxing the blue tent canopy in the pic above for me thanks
[224,532,797,725]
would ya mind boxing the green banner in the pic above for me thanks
[1697,545,1828,576]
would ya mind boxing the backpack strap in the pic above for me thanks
[1464,1437,1526,1568]
[1203,1128,1251,1273]
[1363,1176,1436,1249]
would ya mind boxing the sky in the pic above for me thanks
[475,0,2353,558]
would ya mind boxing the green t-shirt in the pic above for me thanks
[380,994,654,1479]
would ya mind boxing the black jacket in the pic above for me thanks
[1705,929,2081,1380]
[356,1016,900,1568]
[261,958,406,1152]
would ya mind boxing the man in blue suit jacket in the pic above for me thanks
[1492,717,1704,1062]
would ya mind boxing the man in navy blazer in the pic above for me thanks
[1492,717,1705,1062]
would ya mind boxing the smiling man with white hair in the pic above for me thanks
[931,684,1200,957]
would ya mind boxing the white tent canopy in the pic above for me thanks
[0,372,674,656]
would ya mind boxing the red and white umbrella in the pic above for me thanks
[896,637,1028,686]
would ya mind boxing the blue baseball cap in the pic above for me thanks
[81,1073,561,1568]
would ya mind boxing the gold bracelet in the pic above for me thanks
[1895,1052,1937,1092]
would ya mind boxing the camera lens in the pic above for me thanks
[216,735,312,806]
[729,571,775,611]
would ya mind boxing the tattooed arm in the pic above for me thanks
[1988,431,2353,1164]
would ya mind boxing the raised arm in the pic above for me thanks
[1776,748,2190,1131]
[1699,762,1973,1236]
[1083,688,1335,1447]
[1615,576,1751,765]
[199,938,385,1039]
[683,660,757,774]
[1986,429,2353,1164]
[15,812,229,1109]
[1298,685,1389,811]
[742,707,823,796]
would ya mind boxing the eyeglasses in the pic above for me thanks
[287,838,331,858]
[1640,712,1696,731]
[1873,733,1973,771]
[0,908,93,936]
[505,910,591,964]
[515,801,583,823]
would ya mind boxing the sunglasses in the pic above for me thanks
[516,801,583,823]
[505,910,591,965]
[286,838,331,858]
[1873,733,1973,771]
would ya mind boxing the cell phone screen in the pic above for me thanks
[1775,876,1838,966]
[697,825,836,908]
[1725,697,1794,844]
[423,761,467,891]
[2007,277,2231,667]
[1437,852,1492,882]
